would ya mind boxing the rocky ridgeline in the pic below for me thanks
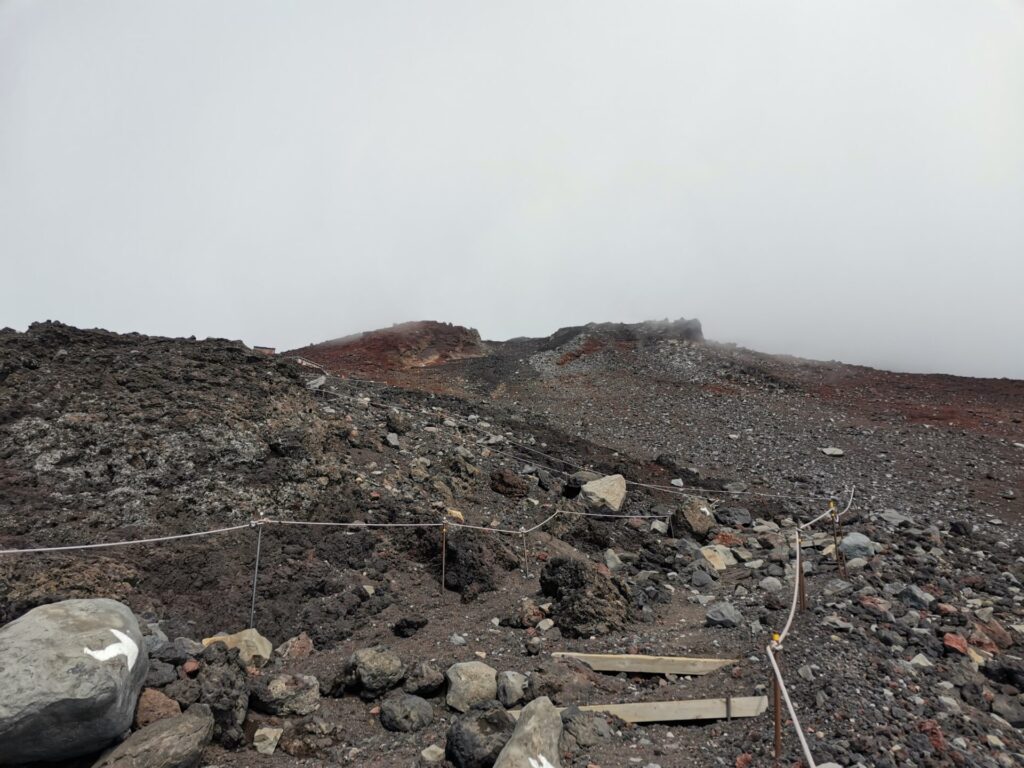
[289,321,489,376]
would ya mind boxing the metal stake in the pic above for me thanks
[440,520,447,597]
[248,520,263,629]
[521,529,530,577]
[829,499,847,577]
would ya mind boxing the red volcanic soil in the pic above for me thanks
[287,321,487,378]
[789,363,1024,439]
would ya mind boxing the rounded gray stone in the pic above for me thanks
[0,598,149,763]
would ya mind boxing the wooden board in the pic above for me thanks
[510,696,768,723]
[552,651,736,676]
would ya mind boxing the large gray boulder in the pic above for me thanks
[493,696,563,768]
[0,598,148,764]
[91,703,214,768]
[446,661,498,713]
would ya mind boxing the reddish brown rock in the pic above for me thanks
[943,633,968,655]
[977,619,1013,649]
[490,468,529,498]
[276,632,315,660]
[859,595,892,617]
[918,719,945,752]
[134,687,182,729]
[969,626,1000,654]
[714,531,743,547]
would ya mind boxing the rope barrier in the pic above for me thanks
[448,509,563,535]
[766,484,857,766]
[261,519,443,529]
[0,503,683,557]
[0,523,253,555]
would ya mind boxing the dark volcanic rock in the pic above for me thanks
[249,673,321,716]
[444,528,518,602]
[92,703,214,768]
[490,468,530,498]
[404,661,445,697]
[446,705,515,768]
[196,643,249,748]
[379,693,434,732]
[539,557,629,637]
[336,646,405,699]
[393,616,428,638]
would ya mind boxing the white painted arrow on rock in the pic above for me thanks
[83,628,139,670]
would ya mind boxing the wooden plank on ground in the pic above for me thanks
[510,696,768,723]
[552,651,736,676]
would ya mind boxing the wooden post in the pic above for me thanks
[794,565,802,614]
[772,632,782,763]
[773,669,782,761]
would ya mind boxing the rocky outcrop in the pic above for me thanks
[288,321,488,376]
[0,598,148,763]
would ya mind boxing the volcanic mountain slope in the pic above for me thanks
[289,321,488,377]
[0,320,1022,768]
[380,319,1024,519]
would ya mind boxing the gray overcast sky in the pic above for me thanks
[2,2,1023,378]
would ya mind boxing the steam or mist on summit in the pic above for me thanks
[1,2,1022,378]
